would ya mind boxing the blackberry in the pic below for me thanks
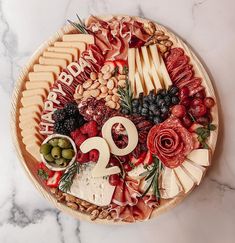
[53,109,66,122]
[64,118,77,132]
[64,102,78,116]
[54,122,69,135]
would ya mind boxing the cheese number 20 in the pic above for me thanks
[80,116,138,178]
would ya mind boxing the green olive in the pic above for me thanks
[58,138,71,149]
[44,153,54,162]
[48,138,59,147]
[51,146,62,159]
[55,158,68,166]
[40,143,52,155]
[62,149,75,160]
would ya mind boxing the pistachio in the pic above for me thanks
[83,79,92,89]
[90,72,97,81]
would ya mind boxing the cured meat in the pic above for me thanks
[147,117,194,168]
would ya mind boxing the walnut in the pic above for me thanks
[66,202,79,210]
[98,210,109,219]
[90,209,100,221]
[144,21,156,35]
[86,205,98,213]
[64,194,76,203]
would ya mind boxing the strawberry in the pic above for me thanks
[130,151,147,167]
[76,151,89,163]
[71,128,81,140]
[143,151,153,165]
[46,171,62,188]
[75,134,88,147]
[89,149,99,162]
[115,60,128,74]
[80,121,98,137]
[189,122,202,133]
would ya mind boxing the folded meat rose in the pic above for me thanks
[147,117,194,168]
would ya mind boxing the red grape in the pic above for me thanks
[191,98,203,106]
[109,157,120,167]
[123,162,132,172]
[182,115,193,128]
[180,97,191,107]
[109,174,121,186]
[204,97,215,108]
[194,90,206,99]
[171,105,186,118]
[179,87,190,99]
[196,116,210,125]
[191,103,207,117]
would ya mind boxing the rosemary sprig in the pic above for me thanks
[117,79,133,113]
[59,162,79,192]
[67,14,88,34]
[195,123,216,149]
[140,156,164,198]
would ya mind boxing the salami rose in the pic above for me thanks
[147,117,194,168]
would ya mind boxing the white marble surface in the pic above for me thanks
[0,0,235,242]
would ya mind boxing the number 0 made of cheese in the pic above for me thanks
[80,137,121,178]
[102,116,138,156]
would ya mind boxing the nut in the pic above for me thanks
[98,210,109,219]
[86,205,98,213]
[105,95,112,101]
[50,188,58,194]
[144,21,156,35]
[99,92,107,99]
[101,65,110,74]
[83,79,92,89]
[106,100,116,109]
[107,79,115,90]
[66,202,78,210]
[65,194,76,203]
[156,35,169,41]
[90,209,100,221]
[98,77,107,85]
[118,79,126,87]
[79,205,86,213]
[118,75,126,80]
[163,40,173,47]
[155,30,164,36]
[112,88,118,95]
[83,90,91,98]
[90,72,97,81]
[112,95,119,102]
[106,215,112,220]
[89,82,100,90]
[74,93,82,100]
[81,200,91,208]
[103,72,112,80]
[157,44,168,53]
[90,89,100,98]
[100,86,108,93]
[115,102,120,110]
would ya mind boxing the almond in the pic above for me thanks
[89,82,100,90]
[103,72,112,80]
[105,95,112,101]
[101,65,110,74]
[90,89,100,97]
[112,88,118,95]
[118,75,127,80]
[74,93,82,100]
[106,100,116,109]
[99,92,107,98]
[107,79,114,90]
[83,79,92,89]
[118,79,126,87]
[98,77,107,85]
[100,86,108,93]
[90,72,97,81]
[112,95,119,102]
[83,90,91,98]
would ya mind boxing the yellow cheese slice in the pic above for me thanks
[150,63,163,91]
[39,56,68,69]
[160,55,172,89]
[141,46,151,70]
[142,64,155,94]
[22,88,47,99]
[149,45,161,75]
[26,143,41,161]
[135,48,144,80]
[47,47,78,61]
[161,167,182,199]
[128,48,136,94]
[134,72,145,97]
[21,127,39,138]
[187,149,210,166]
[33,64,61,76]
[62,34,94,44]
[28,72,55,84]
[182,159,206,185]
[22,135,41,146]
[174,166,195,193]
[19,105,41,116]
[19,118,39,130]
[19,112,39,122]
[25,81,51,90]
[54,41,86,53]
[21,95,44,108]
[43,51,73,63]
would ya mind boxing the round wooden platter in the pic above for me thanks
[11,15,219,224]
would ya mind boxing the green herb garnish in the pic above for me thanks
[140,156,164,198]
[195,123,216,149]
[117,79,133,113]
[59,162,79,192]
[37,169,49,181]
[67,14,88,34]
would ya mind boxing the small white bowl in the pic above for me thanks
[40,134,77,171]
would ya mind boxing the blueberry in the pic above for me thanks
[149,110,153,115]
[141,108,149,116]
[164,95,171,105]
[149,104,157,111]
[132,99,139,108]
[143,96,149,102]
[148,91,156,101]
[158,99,165,107]
[148,115,154,121]
[121,108,130,115]
[156,95,162,103]
[153,109,161,116]
[138,106,142,113]
[171,96,180,105]
[132,108,138,114]
[169,86,179,96]
[158,89,167,96]
[143,102,149,108]
[153,116,162,124]
[161,106,169,114]
[161,113,168,120]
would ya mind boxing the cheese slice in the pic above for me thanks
[28,72,55,84]
[19,118,39,130]
[21,95,44,108]
[142,64,155,94]
[22,88,47,99]
[47,47,78,60]
[54,41,86,53]
[134,72,144,97]
[43,51,73,63]
[160,56,172,89]
[149,45,161,75]
[19,105,41,116]
[26,143,41,161]
[174,166,195,193]
[187,149,210,166]
[21,127,38,138]
[141,46,151,70]
[39,57,68,69]
[19,112,39,122]
[150,62,162,91]
[182,159,206,185]
[128,48,136,95]
[33,64,61,76]
[63,162,116,206]
[62,34,94,44]
[161,167,182,199]
[22,135,41,146]
[135,48,144,79]
[25,81,51,90]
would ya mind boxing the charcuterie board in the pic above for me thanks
[11,15,219,224]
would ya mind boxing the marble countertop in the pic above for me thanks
[0,0,235,242]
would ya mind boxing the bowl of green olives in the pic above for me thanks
[40,134,77,171]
